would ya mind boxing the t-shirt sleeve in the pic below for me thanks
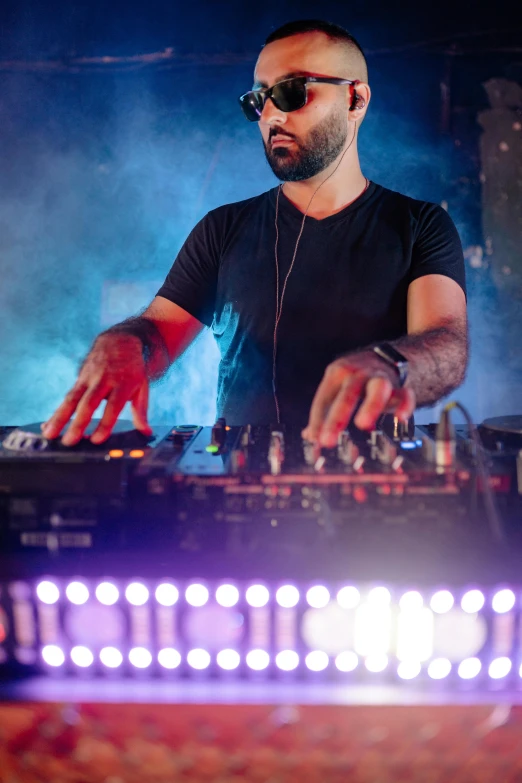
[156,212,220,327]
[409,204,467,298]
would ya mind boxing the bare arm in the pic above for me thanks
[42,297,204,445]
[303,274,468,446]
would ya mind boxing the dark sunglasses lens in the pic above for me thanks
[272,79,307,112]
[239,92,264,122]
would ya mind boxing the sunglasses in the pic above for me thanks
[238,76,357,122]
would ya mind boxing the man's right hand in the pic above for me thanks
[41,332,152,446]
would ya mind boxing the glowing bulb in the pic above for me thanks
[66,582,89,605]
[367,587,391,606]
[488,657,512,679]
[275,650,299,671]
[397,660,421,680]
[461,590,485,614]
[96,582,119,606]
[216,584,239,608]
[458,657,481,679]
[306,586,330,608]
[430,590,454,614]
[246,649,270,670]
[158,648,181,669]
[492,589,516,614]
[246,585,270,607]
[399,591,423,612]
[365,654,388,673]
[125,583,149,606]
[216,649,240,670]
[276,585,299,608]
[36,581,60,605]
[155,584,179,607]
[185,584,209,607]
[305,650,329,671]
[187,648,211,669]
[100,647,123,668]
[428,658,451,679]
[336,586,360,609]
[129,647,152,668]
[71,646,94,667]
[335,651,358,672]
[41,645,65,666]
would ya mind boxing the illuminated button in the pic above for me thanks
[129,450,145,459]
[108,449,124,458]
[205,444,219,453]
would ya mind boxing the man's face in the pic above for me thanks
[253,33,351,182]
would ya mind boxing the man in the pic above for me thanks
[42,19,467,449]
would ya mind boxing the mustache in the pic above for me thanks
[269,128,297,142]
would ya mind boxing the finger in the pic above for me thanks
[41,382,88,440]
[61,381,111,446]
[353,376,394,430]
[131,379,153,435]
[302,366,347,443]
[385,387,416,422]
[90,389,135,444]
[318,372,367,447]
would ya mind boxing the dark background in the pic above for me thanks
[0,0,521,426]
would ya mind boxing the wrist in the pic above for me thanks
[371,342,409,387]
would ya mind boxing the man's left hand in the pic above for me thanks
[302,350,416,447]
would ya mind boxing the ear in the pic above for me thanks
[348,82,371,121]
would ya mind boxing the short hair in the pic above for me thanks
[264,19,368,82]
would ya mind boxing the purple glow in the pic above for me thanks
[246,649,270,670]
[65,581,89,605]
[71,645,94,667]
[41,645,65,666]
[491,589,516,614]
[125,583,150,606]
[215,584,239,608]
[36,580,60,605]
[129,647,152,668]
[276,585,299,608]
[155,583,179,607]
[305,650,329,671]
[95,582,119,606]
[185,584,209,607]
[245,585,269,608]
[275,650,299,671]
[306,586,330,609]
[216,649,241,670]
[100,647,123,668]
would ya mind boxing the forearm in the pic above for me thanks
[97,316,171,380]
[390,318,469,407]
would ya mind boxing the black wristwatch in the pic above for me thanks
[372,343,409,387]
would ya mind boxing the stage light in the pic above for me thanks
[399,591,423,612]
[246,585,269,607]
[155,584,179,607]
[275,650,299,671]
[427,658,452,679]
[396,606,434,662]
[71,646,94,668]
[246,649,270,670]
[492,589,516,614]
[365,654,388,673]
[36,581,60,605]
[276,585,299,608]
[216,649,240,670]
[306,586,330,608]
[95,582,119,606]
[129,647,152,668]
[397,660,422,679]
[367,587,391,606]
[458,657,481,679]
[461,590,485,613]
[354,602,391,657]
[42,645,65,666]
[185,584,209,607]
[100,647,123,668]
[336,586,360,609]
[125,583,149,606]
[216,584,239,608]
[158,648,181,669]
[335,651,358,672]
[488,657,512,679]
[65,582,89,605]
[305,650,329,671]
[430,590,454,613]
[187,648,211,669]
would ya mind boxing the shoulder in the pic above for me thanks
[372,184,458,234]
[206,190,275,227]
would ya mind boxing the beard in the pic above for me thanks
[263,103,348,182]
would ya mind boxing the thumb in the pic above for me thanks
[131,378,152,435]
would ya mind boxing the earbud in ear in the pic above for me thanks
[349,92,366,111]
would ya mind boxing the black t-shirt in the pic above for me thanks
[157,182,466,426]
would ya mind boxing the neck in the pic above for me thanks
[280,147,367,220]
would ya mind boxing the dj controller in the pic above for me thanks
[0,412,521,582]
